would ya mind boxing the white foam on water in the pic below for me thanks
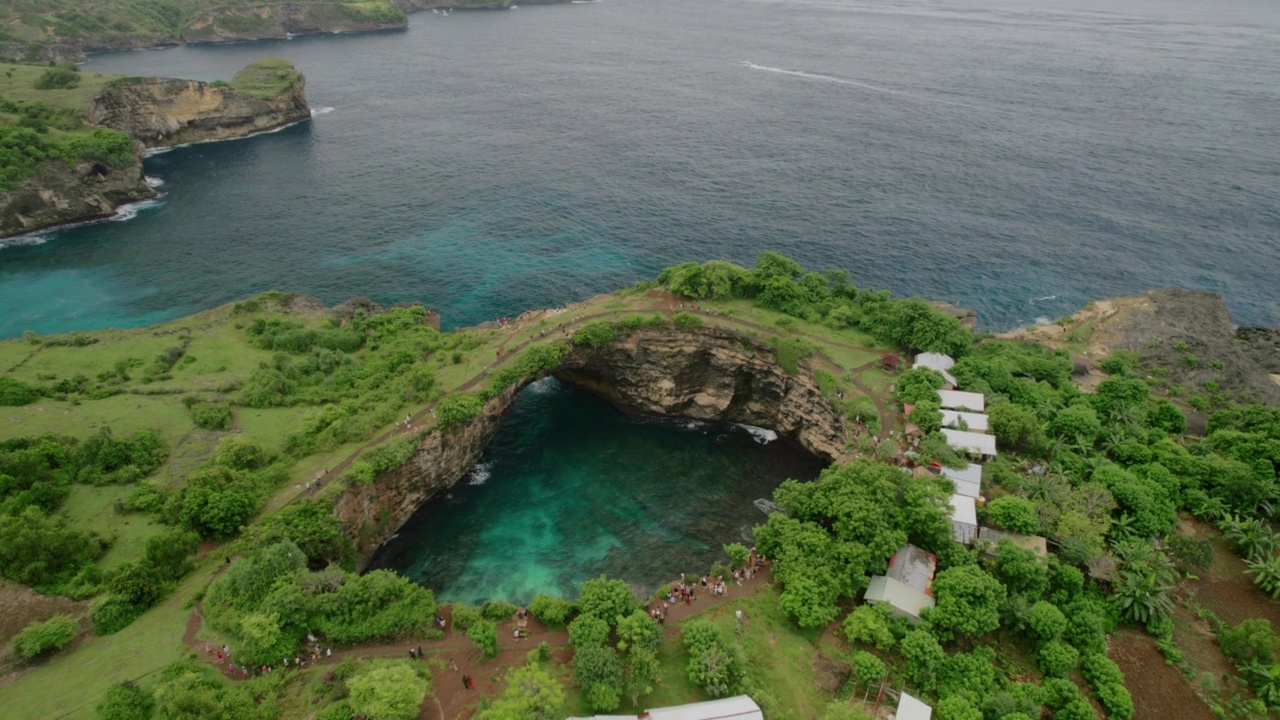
[741,60,972,107]
[524,376,557,395]
[311,106,335,117]
[109,198,164,222]
[0,234,50,250]
[1034,316,1052,325]
[735,423,778,444]
[145,176,165,187]
[467,462,492,486]
[142,116,313,157]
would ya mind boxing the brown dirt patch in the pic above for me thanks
[1109,629,1215,720]
[0,580,88,673]
[1184,521,1280,629]
[812,653,850,693]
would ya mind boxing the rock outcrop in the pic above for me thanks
[0,156,153,239]
[88,67,310,147]
[182,3,407,45]
[340,325,846,562]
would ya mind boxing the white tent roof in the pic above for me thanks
[568,696,763,720]
[936,389,986,412]
[940,463,983,498]
[897,692,934,720]
[942,428,997,456]
[941,409,989,432]
[950,493,978,526]
[915,353,957,386]
[865,575,935,620]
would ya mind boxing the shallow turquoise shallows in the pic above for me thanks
[367,379,825,604]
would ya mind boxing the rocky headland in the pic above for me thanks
[339,321,848,560]
[0,59,310,239]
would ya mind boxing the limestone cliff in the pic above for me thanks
[555,326,848,462]
[0,155,153,239]
[182,3,407,44]
[87,68,310,148]
[340,325,847,562]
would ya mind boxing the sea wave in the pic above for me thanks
[734,423,778,445]
[0,234,50,250]
[109,198,164,222]
[145,176,165,187]
[312,106,335,117]
[142,116,312,157]
[467,462,492,486]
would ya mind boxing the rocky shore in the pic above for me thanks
[0,60,310,240]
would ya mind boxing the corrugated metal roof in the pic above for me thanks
[950,494,978,525]
[897,692,934,720]
[941,409,989,432]
[941,428,997,456]
[885,544,937,591]
[940,463,982,498]
[571,696,765,720]
[915,353,958,386]
[865,575,936,619]
[936,389,986,412]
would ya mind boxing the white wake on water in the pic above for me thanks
[734,423,778,445]
[741,61,971,107]
[109,198,164,222]
[467,462,492,486]
[311,106,335,117]
[145,176,165,187]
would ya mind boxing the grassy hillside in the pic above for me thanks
[0,0,407,55]
[229,58,302,99]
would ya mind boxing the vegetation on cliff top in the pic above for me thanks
[230,58,304,100]
[0,65,135,190]
[0,255,1277,719]
[0,0,407,57]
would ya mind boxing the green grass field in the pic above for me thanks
[0,64,122,113]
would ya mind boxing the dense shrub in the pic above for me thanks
[575,575,636,627]
[574,643,622,712]
[528,594,575,628]
[682,620,746,698]
[34,65,80,89]
[0,507,100,591]
[1082,653,1134,720]
[251,500,355,570]
[436,393,483,429]
[843,604,895,650]
[467,618,499,659]
[450,604,482,632]
[0,375,40,406]
[347,661,431,720]
[984,496,1040,534]
[568,614,609,649]
[573,321,617,348]
[96,681,154,720]
[190,401,233,430]
[10,613,78,659]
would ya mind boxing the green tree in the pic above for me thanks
[621,647,659,707]
[1219,618,1280,665]
[576,575,636,627]
[1035,640,1080,677]
[568,613,610,648]
[467,618,499,660]
[573,644,622,712]
[347,661,431,720]
[216,436,271,471]
[475,664,565,720]
[984,496,1040,534]
[616,609,662,654]
[528,595,575,628]
[896,367,946,405]
[926,565,1006,640]
[900,628,945,691]
[988,401,1046,455]
[843,604,896,650]
[96,681,154,720]
[143,529,199,583]
[682,620,746,698]
[992,540,1048,598]
[1050,404,1102,446]
[436,393,483,428]
[1028,601,1067,642]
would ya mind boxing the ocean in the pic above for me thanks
[0,0,1276,338]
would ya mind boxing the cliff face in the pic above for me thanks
[87,75,310,148]
[182,3,407,44]
[555,326,848,462]
[340,385,525,561]
[0,156,153,239]
[340,325,846,562]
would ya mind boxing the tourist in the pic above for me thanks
[463,674,472,690]
[405,413,412,427]
[205,643,212,654]
[417,646,423,657]
[283,657,289,667]
[326,648,332,658]
[435,615,446,630]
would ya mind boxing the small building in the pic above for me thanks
[941,409,989,433]
[914,352,958,387]
[882,353,901,372]
[864,544,937,624]
[896,692,934,720]
[936,389,986,412]
[940,463,982,498]
[949,494,978,544]
[976,527,1048,558]
[941,428,997,456]
[568,696,763,720]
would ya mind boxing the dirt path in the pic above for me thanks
[268,296,898,515]
[184,566,776,720]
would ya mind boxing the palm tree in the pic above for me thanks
[1247,555,1280,600]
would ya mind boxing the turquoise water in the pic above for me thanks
[367,378,825,604]
[1,0,1278,337]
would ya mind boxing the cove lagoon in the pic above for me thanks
[367,378,826,604]
[1,0,1278,338]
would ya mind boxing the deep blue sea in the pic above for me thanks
[1,0,1277,338]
